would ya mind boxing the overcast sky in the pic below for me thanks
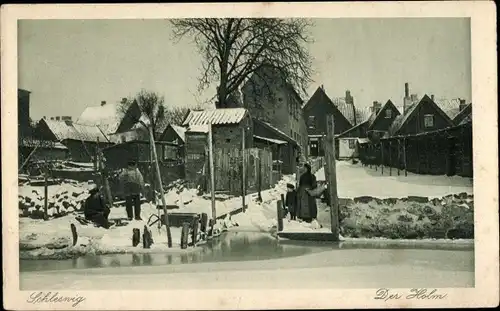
[18,18,471,120]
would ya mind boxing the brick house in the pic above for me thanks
[388,94,455,137]
[241,65,308,157]
[302,86,358,157]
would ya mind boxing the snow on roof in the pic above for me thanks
[387,97,421,136]
[43,119,108,142]
[186,124,210,133]
[434,98,462,120]
[77,102,123,134]
[253,135,287,145]
[182,108,248,126]
[19,138,68,149]
[170,124,186,142]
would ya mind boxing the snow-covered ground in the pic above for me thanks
[315,161,473,198]
[19,161,474,259]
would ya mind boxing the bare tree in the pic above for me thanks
[170,18,314,108]
[163,103,206,126]
[119,90,166,140]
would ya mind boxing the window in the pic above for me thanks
[348,139,355,149]
[385,109,392,119]
[424,114,434,128]
[308,116,316,129]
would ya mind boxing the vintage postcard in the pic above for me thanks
[2,1,498,310]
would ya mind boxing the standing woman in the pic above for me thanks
[297,163,318,223]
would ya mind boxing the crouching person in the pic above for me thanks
[119,160,146,221]
[84,187,111,229]
[285,183,298,220]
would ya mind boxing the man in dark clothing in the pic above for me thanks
[285,183,298,220]
[84,187,111,229]
[119,160,146,221]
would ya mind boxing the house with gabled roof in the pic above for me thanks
[388,94,455,137]
[336,100,402,158]
[36,118,112,162]
[302,86,357,157]
[77,98,142,136]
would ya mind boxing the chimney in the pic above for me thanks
[431,94,435,101]
[101,100,106,106]
[50,117,54,120]
[320,84,324,90]
[373,101,382,114]
[121,98,128,104]
[43,116,46,120]
[404,83,409,98]
[410,94,418,102]
[459,99,467,111]
[55,116,60,121]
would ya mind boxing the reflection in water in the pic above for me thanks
[19,231,473,273]
[132,254,141,266]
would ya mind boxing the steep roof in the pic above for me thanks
[77,101,124,134]
[303,87,355,126]
[388,94,453,136]
[170,124,186,142]
[42,119,108,142]
[366,100,401,129]
[182,108,248,126]
[434,98,462,120]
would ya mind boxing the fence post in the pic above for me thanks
[208,124,216,220]
[241,127,247,213]
[380,142,384,175]
[180,222,190,249]
[276,200,284,231]
[389,140,392,176]
[43,166,48,221]
[325,115,340,240]
[397,139,400,176]
[403,138,408,176]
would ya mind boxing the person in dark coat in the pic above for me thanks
[285,183,298,220]
[83,187,111,229]
[297,163,318,223]
[119,160,146,221]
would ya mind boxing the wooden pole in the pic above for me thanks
[389,140,392,176]
[403,138,408,176]
[397,139,400,176]
[276,200,284,231]
[380,141,384,175]
[43,166,48,221]
[148,125,172,248]
[325,115,339,240]
[150,138,156,204]
[208,124,216,220]
[241,126,246,213]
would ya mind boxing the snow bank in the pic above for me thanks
[315,161,473,199]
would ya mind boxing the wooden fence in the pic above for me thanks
[211,148,273,195]
[358,122,472,177]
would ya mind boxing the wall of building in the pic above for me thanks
[303,100,353,137]
[62,139,112,163]
[18,89,31,137]
[399,98,453,136]
[370,103,401,133]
